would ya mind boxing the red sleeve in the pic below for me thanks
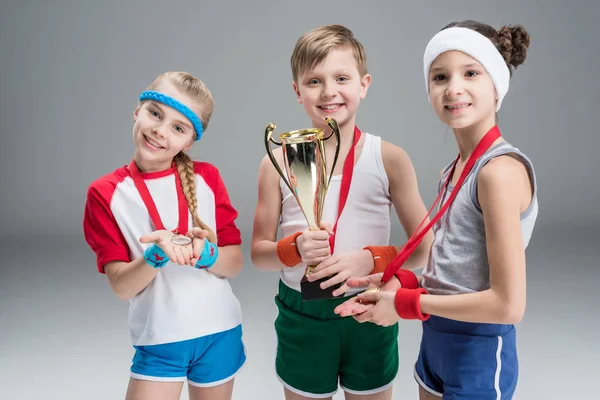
[83,180,131,274]
[195,162,242,247]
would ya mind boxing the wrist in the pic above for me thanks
[395,288,429,321]
[195,241,219,269]
[363,245,398,274]
[144,244,169,269]
[277,232,303,267]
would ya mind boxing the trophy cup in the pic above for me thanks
[265,117,341,301]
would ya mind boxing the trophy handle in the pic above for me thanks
[264,122,296,196]
[322,117,341,188]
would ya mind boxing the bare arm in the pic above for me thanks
[209,245,243,278]
[104,258,159,301]
[420,156,531,324]
[382,141,434,271]
[250,153,288,271]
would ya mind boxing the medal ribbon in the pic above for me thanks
[328,126,361,253]
[381,125,502,283]
[128,160,189,236]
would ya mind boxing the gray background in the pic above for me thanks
[1,0,598,399]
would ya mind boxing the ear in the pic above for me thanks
[292,81,302,104]
[133,106,141,121]
[359,74,372,99]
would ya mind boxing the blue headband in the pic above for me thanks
[139,91,204,141]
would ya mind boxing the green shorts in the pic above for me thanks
[274,280,399,397]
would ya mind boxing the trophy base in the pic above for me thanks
[300,274,342,301]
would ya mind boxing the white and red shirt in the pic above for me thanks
[83,161,242,346]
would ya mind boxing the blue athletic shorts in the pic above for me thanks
[130,324,246,387]
[414,316,518,399]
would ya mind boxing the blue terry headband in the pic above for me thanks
[139,91,204,141]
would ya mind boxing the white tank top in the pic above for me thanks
[279,133,392,295]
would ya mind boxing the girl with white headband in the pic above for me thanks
[335,20,538,399]
[83,71,245,400]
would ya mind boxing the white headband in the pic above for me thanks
[423,27,510,111]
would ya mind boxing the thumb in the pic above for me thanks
[188,227,209,239]
[139,234,160,244]
[368,272,384,285]
[347,277,370,288]
[319,221,334,235]
[357,289,381,303]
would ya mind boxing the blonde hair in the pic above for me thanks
[144,71,217,243]
[290,24,368,82]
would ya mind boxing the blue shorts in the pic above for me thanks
[414,316,518,399]
[130,324,246,387]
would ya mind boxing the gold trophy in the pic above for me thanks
[265,117,341,301]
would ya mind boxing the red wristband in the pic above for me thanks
[363,245,398,274]
[395,288,429,321]
[276,232,303,267]
[395,269,419,289]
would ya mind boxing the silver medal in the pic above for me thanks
[171,234,192,246]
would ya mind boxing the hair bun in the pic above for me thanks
[498,25,530,68]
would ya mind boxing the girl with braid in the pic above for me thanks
[83,71,245,400]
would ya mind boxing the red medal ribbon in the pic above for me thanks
[128,160,189,236]
[381,125,502,283]
[328,126,361,253]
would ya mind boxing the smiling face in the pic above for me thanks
[132,81,203,172]
[428,50,497,131]
[292,46,371,130]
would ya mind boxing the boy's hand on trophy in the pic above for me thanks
[296,222,333,265]
[307,249,375,296]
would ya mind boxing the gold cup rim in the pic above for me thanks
[278,128,324,143]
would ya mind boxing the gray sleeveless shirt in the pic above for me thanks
[421,142,539,295]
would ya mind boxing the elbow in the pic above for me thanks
[112,285,135,301]
[230,253,244,278]
[498,301,525,324]
[250,246,268,270]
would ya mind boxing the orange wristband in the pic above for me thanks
[277,232,303,267]
[363,245,399,274]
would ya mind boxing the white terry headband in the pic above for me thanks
[423,27,510,111]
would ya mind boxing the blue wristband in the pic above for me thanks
[144,244,169,269]
[195,241,219,269]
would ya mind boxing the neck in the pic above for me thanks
[133,151,172,173]
[452,115,500,162]
[314,115,357,152]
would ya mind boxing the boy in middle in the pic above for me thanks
[251,24,433,400]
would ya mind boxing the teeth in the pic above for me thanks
[320,104,342,110]
[447,104,469,109]
[145,136,163,148]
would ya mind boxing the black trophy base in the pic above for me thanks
[300,274,342,301]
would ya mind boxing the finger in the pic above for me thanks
[356,291,381,303]
[304,256,330,266]
[307,263,340,281]
[333,298,359,315]
[346,276,371,289]
[309,230,331,241]
[332,282,350,297]
[346,303,374,317]
[139,234,161,243]
[319,271,347,290]
[306,247,330,261]
[193,238,204,260]
[161,245,179,264]
[319,221,334,235]
[175,246,188,265]
[188,227,209,239]
[353,310,374,323]
[310,256,337,273]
